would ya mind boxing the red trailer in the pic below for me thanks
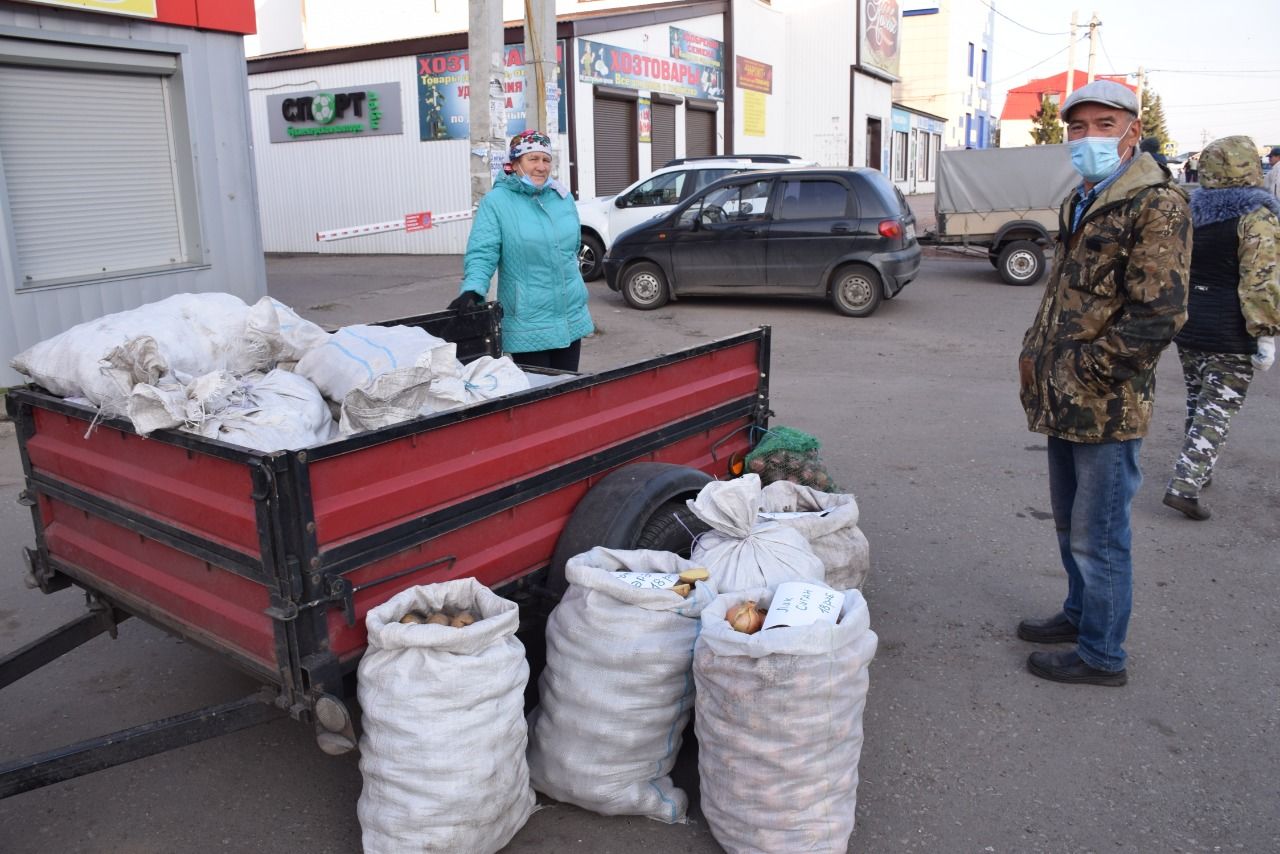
[0,305,770,796]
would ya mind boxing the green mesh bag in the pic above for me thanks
[743,426,838,491]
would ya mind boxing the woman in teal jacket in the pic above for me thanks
[448,130,594,371]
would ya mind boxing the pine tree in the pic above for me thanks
[1141,88,1170,148]
[1030,95,1064,144]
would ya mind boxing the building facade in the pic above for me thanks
[998,70,1133,148]
[244,0,900,255]
[893,0,994,150]
[889,105,946,194]
[0,0,264,386]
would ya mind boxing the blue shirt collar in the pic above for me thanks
[1072,155,1136,231]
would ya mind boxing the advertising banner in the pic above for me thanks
[735,56,773,95]
[668,26,722,69]
[19,0,156,17]
[638,98,652,143]
[416,41,568,141]
[577,37,724,101]
[266,82,403,143]
[859,0,902,79]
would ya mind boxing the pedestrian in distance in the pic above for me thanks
[448,130,594,372]
[1163,135,1280,520]
[1265,146,1280,198]
[1016,79,1192,687]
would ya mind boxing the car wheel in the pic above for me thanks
[621,262,670,310]
[997,240,1045,286]
[987,249,1000,269]
[830,264,883,317]
[579,233,605,281]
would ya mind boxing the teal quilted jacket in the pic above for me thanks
[460,175,594,354]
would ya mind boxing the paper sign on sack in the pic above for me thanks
[612,572,682,590]
[761,581,844,631]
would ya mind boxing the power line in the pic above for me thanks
[994,33,1089,85]
[979,0,1068,36]
[1147,67,1280,74]
[1097,31,1118,77]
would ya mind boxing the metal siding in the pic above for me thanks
[592,93,636,195]
[248,56,472,256]
[0,7,267,387]
[651,100,675,169]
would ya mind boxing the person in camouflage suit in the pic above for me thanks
[1016,80,1191,687]
[1164,135,1280,520]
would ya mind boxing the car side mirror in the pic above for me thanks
[614,196,627,209]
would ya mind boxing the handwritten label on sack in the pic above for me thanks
[612,572,682,590]
[761,581,844,630]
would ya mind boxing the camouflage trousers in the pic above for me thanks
[1167,347,1255,499]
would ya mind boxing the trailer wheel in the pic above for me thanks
[548,463,712,596]
[987,249,1000,269]
[997,240,1045,286]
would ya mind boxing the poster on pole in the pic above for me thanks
[417,41,569,141]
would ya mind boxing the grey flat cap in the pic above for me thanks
[1061,79,1139,120]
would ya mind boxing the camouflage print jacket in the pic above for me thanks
[1020,153,1191,443]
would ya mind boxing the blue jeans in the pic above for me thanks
[1046,436,1143,671]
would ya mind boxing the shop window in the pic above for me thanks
[0,36,201,289]
[892,131,908,182]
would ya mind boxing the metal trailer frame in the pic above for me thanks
[1,306,770,798]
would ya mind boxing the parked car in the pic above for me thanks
[602,167,921,317]
[576,155,810,281]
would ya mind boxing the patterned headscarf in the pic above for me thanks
[510,130,553,161]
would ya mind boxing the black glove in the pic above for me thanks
[447,291,482,312]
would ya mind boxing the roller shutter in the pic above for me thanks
[593,93,637,195]
[651,101,676,169]
[685,103,716,159]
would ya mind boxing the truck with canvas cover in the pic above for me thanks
[931,144,1079,286]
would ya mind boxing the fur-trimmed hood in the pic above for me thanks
[1190,186,1280,228]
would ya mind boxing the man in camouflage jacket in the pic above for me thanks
[1015,80,1191,687]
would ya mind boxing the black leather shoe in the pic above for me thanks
[1163,491,1210,520]
[1017,612,1078,644]
[1028,650,1127,686]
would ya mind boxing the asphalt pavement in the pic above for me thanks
[1,250,1277,853]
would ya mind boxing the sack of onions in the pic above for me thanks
[693,584,879,854]
[357,578,535,854]
[759,480,871,590]
[686,474,825,593]
[527,546,718,823]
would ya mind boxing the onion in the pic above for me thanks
[399,611,428,625]
[726,600,765,634]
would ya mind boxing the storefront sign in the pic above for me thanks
[743,91,766,137]
[638,98,652,143]
[578,37,723,101]
[859,0,902,79]
[735,56,773,95]
[267,82,403,143]
[668,27,722,69]
[18,0,156,17]
[416,42,569,141]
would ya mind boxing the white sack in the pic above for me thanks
[460,355,531,402]
[526,547,716,823]
[9,293,264,409]
[694,585,878,854]
[687,474,825,593]
[294,324,446,403]
[760,481,871,590]
[337,343,466,434]
[128,369,334,451]
[358,579,535,854]
[244,297,331,363]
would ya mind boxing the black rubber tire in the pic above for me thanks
[830,264,884,317]
[988,249,1000,269]
[997,240,1045,286]
[633,500,709,557]
[579,233,605,281]
[621,262,670,310]
[547,463,712,596]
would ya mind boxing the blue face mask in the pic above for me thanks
[1069,122,1133,183]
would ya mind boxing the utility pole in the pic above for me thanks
[1066,11,1078,99]
[468,0,505,205]
[1135,65,1145,111]
[523,0,560,181]
[1086,12,1099,84]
